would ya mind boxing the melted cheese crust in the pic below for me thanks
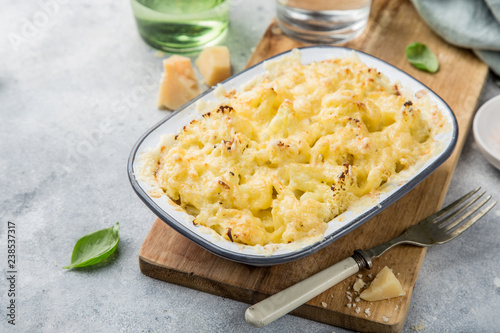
[140,51,446,246]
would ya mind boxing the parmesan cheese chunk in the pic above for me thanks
[195,46,231,86]
[360,266,406,301]
[158,55,200,110]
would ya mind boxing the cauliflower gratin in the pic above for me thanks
[139,50,447,248]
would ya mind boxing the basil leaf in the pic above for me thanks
[405,42,439,73]
[63,222,120,269]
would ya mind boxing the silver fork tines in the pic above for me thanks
[435,190,485,229]
[439,193,490,233]
[425,187,481,224]
[448,199,497,238]
[361,187,497,258]
[414,187,496,246]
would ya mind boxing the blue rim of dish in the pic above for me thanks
[128,45,459,266]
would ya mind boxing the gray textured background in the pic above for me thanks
[1,0,499,332]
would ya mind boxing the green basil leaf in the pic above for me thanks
[405,42,439,73]
[63,222,119,269]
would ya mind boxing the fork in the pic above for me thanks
[245,187,497,328]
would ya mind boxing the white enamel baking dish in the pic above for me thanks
[128,46,458,266]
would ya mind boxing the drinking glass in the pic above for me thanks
[131,0,230,53]
[276,0,372,44]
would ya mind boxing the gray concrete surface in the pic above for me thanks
[0,0,499,332]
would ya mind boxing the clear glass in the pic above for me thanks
[131,0,230,53]
[276,0,372,44]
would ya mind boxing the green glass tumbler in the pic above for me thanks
[131,0,230,53]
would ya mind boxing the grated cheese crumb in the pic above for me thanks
[365,308,371,316]
[411,324,426,331]
[353,278,366,292]
[346,303,352,308]
[382,316,389,323]
[355,307,361,313]
[321,302,327,308]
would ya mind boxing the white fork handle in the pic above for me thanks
[245,257,360,328]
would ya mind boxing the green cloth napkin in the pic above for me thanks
[412,0,500,75]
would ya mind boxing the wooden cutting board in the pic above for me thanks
[139,1,488,332]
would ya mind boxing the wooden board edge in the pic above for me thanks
[139,254,263,302]
[139,245,428,332]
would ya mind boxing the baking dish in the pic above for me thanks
[128,46,458,266]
